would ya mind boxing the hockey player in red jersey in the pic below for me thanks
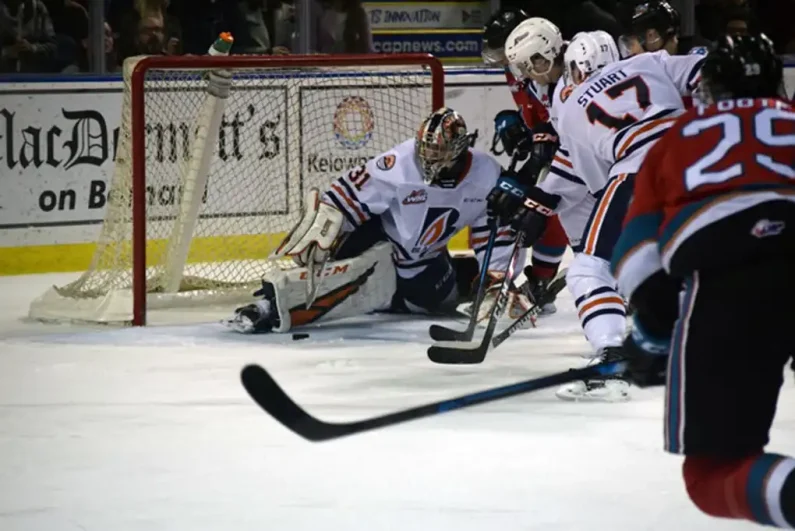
[481,9,570,315]
[611,33,795,527]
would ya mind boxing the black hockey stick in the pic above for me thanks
[427,155,522,343]
[426,230,526,364]
[491,270,567,349]
[428,219,498,342]
[240,359,625,442]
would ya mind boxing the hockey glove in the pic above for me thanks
[510,186,561,246]
[493,110,532,160]
[469,271,535,324]
[517,122,560,183]
[622,316,671,387]
[487,174,529,225]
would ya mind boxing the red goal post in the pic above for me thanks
[29,53,445,326]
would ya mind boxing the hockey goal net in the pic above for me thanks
[29,53,444,325]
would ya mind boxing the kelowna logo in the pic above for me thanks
[402,189,428,205]
[412,207,460,255]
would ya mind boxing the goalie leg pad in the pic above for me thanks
[567,253,627,355]
[263,242,396,332]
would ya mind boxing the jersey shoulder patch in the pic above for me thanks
[376,153,396,171]
[688,46,708,56]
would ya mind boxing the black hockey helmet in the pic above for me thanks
[630,1,681,50]
[698,33,784,104]
[482,8,530,65]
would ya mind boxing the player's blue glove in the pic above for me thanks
[493,110,532,160]
[622,315,671,387]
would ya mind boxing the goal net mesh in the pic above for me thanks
[30,55,441,323]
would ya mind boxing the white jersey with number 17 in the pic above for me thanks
[556,50,704,193]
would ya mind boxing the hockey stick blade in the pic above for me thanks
[428,323,473,342]
[426,338,489,364]
[241,360,625,442]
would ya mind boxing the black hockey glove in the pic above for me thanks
[487,172,529,225]
[510,186,561,245]
[517,121,560,184]
[622,316,671,387]
[493,110,532,160]
[621,271,681,387]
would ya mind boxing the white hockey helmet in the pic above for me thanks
[564,31,620,85]
[504,17,564,79]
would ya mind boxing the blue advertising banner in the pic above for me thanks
[372,30,483,60]
[363,1,488,30]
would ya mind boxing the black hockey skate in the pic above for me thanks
[223,281,281,334]
[523,266,559,315]
[555,347,631,402]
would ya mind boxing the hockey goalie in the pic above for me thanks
[224,108,528,334]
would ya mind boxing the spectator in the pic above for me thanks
[753,0,795,53]
[501,0,624,40]
[228,0,292,54]
[0,0,57,72]
[314,0,372,53]
[166,0,233,55]
[114,0,180,61]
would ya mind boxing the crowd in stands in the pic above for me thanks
[0,0,793,74]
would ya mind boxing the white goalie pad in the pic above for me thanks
[264,242,396,332]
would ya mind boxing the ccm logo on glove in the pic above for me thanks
[499,180,526,198]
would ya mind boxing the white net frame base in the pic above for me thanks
[28,53,444,326]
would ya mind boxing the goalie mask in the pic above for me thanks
[415,108,473,188]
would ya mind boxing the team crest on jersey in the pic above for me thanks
[402,189,428,205]
[413,207,460,255]
[689,46,708,55]
[377,154,395,171]
[560,85,574,103]
[751,219,785,238]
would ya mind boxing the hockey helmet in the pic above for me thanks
[565,31,620,85]
[630,0,681,51]
[505,17,564,79]
[482,8,530,65]
[698,33,784,104]
[415,108,473,187]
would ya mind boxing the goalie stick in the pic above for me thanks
[240,359,625,442]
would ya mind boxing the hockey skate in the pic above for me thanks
[523,266,558,315]
[223,281,281,333]
[555,347,631,402]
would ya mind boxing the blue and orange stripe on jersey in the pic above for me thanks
[324,177,371,227]
[583,173,631,256]
[612,109,679,163]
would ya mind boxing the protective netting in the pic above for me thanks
[30,54,441,323]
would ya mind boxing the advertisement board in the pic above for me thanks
[1,65,794,274]
[363,1,489,30]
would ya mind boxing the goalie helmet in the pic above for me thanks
[504,17,564,80]
[482,8,530,65]
[630,0,680,51]
[698,33,784,105]
[415,108,472,188]
[564,31,619,85]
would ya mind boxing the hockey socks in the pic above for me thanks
[683,453,795,528]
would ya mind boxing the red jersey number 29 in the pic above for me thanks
[682,105,795,191]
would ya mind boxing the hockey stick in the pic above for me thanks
[428,218,498,342]
[427,155,522,342]
[240,359,625,442]
[491,270,567,349]
[426,230,526,364]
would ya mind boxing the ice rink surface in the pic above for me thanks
[1,272,793,531]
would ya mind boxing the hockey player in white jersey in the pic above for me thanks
[224,108,523,334]
[489,32,704,401]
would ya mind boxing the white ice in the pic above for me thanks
[1,270,793,531]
